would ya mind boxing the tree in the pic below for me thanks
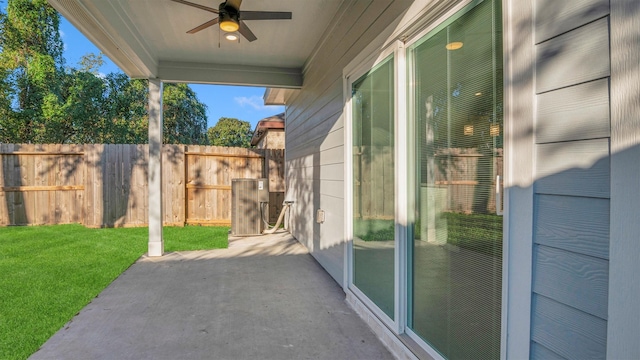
[207,117,253,148]
[77,52,104,75]
[101,73,148,144]
[163,83,207,145]
[41,69,105,143]
[0,1,210,145]
[0,0,64,143]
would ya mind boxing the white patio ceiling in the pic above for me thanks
[48,0,343,88]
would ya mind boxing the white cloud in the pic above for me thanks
[234,95,265,111]
[59,31,68,51]
[234,95,283,112]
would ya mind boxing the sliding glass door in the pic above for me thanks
[408,0,503,358]
[351,56,395,320]
[347,1,503,356]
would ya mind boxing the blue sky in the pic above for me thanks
[59,18,285,130]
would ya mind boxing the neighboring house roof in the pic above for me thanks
[251,113,285,146]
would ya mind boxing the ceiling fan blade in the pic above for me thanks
[225,0,242,11]
[238,20,257,42]
[186,18,219,34]
[240,11,292,20]
[170,0,219,13]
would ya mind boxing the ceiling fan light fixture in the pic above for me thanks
[224,32,239,41]
[219,9,239,32]
[173,0,293,42]
[220,18,239,32]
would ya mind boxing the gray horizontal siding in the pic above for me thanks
[533,245,609,319]
[286,82,343,139]
[530,341,565,360]
[536,78,610,144]
[532,1,610,358]
[536,17,610,94]
[286,163,343,182]
[288,127,344,157]
[535,0,610,43]
[534,195,609,259]
[535,139,610,198]
[531,294,607,360]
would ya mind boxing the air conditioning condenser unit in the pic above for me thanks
[231,178,269,236]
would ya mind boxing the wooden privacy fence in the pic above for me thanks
[430,148,503,214]
[0,144,284,227]
[354,147,504,219]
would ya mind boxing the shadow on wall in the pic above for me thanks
[280,0,631,308]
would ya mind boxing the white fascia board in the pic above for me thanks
[263,88,284,105]
[158,61,303,88]
[48,0,157,78]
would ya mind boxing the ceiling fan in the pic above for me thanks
[171,0,292,42]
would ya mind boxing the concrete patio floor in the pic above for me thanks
[29,231,394,360]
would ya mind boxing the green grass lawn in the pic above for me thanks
[0,224,228,360]
[356,212,502,257]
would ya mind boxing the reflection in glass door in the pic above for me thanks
[352,56,395,320]
[408,0,503,358]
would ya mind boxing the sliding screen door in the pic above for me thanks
[408,0,503,358]
[352,56,395,319]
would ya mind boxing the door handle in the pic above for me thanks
[496,175,503,216]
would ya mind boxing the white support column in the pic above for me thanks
[148,78,164,256]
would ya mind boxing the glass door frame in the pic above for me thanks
[344,40,407,334]
[403,1,505,357]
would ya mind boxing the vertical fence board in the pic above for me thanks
[84,145,94,227]
[94,144,105,227]
[134,145,148,226]
[0,144,8,225]
[8,144,17,224]
[22,144,33,225]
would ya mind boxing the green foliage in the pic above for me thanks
[442,212,502,257]
[77,52,104,74]
[0,0,64,143]
[354,219,395,241]
[0,1,209,145]
[163,83,208,144]
[356,212,502,257]
[41,70,106,143]
[101,73,148,144]
[207,117,253,148]
[0,224,228,360]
